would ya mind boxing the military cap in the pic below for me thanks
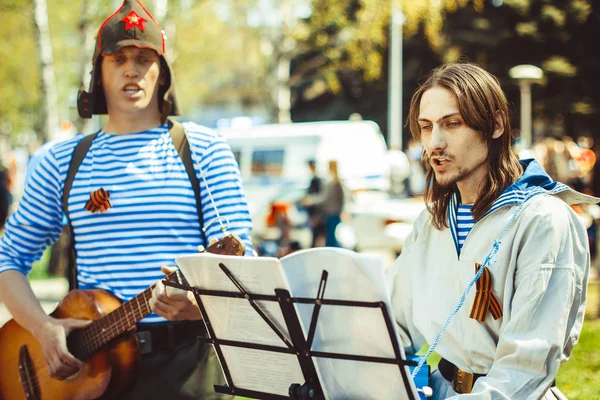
[77,0,180,123]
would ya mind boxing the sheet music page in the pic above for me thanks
[176,253,305,396]
[280,248,419,400]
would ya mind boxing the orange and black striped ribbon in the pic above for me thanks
[469,263,502,322]
[85,188,112,213]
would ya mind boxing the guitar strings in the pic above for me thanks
[36,151,228,374]
[86,269,186,348]
[25,283,158,386]
[27,296,151,386]
[79,269,192,358]
[86,286,153,348]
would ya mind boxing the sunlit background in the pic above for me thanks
[0,1,599,397]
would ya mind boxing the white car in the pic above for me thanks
[251,185,425,258]
[342,191,425,257]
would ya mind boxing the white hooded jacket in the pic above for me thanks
[388,159,597,399]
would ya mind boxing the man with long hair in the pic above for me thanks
[388,63,596,398]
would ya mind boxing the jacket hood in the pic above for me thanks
[500,158,598,207]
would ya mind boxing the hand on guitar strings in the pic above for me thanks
[148,266,203,321]
[34,317,92,380]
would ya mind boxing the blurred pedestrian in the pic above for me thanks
[265,201,291,253]
[304,160,345,247]
[387,148,410,197]
[305,159,325,247]
[406,139,426,196]
[323,160,345,247]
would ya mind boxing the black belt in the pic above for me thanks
[439,358,556,394]
[136,320,207,355]
[439,358,484,393]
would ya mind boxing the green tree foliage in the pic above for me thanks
[1,0,597,145]
[290,0,397,131]
[293,0,391,88]
[289,0,464,136]
[0,0,39,136]
[1,0,119,139]
[172,0,271,117]
[291,0,598,145]
[439,0,597,138]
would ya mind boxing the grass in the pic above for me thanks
[556,280,600,399]
[28,247,54,280]
[557,318,600,399]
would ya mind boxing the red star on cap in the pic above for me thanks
[120,10,147,32]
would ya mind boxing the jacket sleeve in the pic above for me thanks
[192,131,254,256]
[453,198,589,399]
[0,149,64,276]
[387,210,430,355]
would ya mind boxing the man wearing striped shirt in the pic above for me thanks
[0,0,251,398]
[388,63,596,399]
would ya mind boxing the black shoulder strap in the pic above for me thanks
[63,132,98,290]
[168,119,207,246]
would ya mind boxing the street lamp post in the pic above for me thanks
[508,64,544,150]
[388,0,403,150]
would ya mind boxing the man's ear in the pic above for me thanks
[159,70,167,86]
[492,110,505,139]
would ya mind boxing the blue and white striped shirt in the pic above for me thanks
[0,122,253,323]
[456,204,475,254]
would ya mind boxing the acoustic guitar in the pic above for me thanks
[0,234,245,400]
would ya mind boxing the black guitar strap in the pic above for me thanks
[62,120,205,290]
[168,120,207,247]
[63,132,97,291]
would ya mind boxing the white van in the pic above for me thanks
[220,120,390,193]
[219,120,391,251]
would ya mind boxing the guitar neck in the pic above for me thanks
[69,270,186,360]
[68,234,244,360]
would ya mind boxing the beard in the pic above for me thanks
[434,169,465,188]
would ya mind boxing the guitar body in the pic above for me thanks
[0,289,139,400]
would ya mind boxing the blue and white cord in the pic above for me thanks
[411,189,545,380]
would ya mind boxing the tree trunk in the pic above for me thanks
[273,0,294,124]
[32,0,59,142]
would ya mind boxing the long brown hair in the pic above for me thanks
[407,63,522,229]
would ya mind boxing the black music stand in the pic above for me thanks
[164,263,420,400]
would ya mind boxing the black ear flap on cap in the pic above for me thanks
[158,57,180,122]
[77,90,94,119]
[160,101,171,124]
